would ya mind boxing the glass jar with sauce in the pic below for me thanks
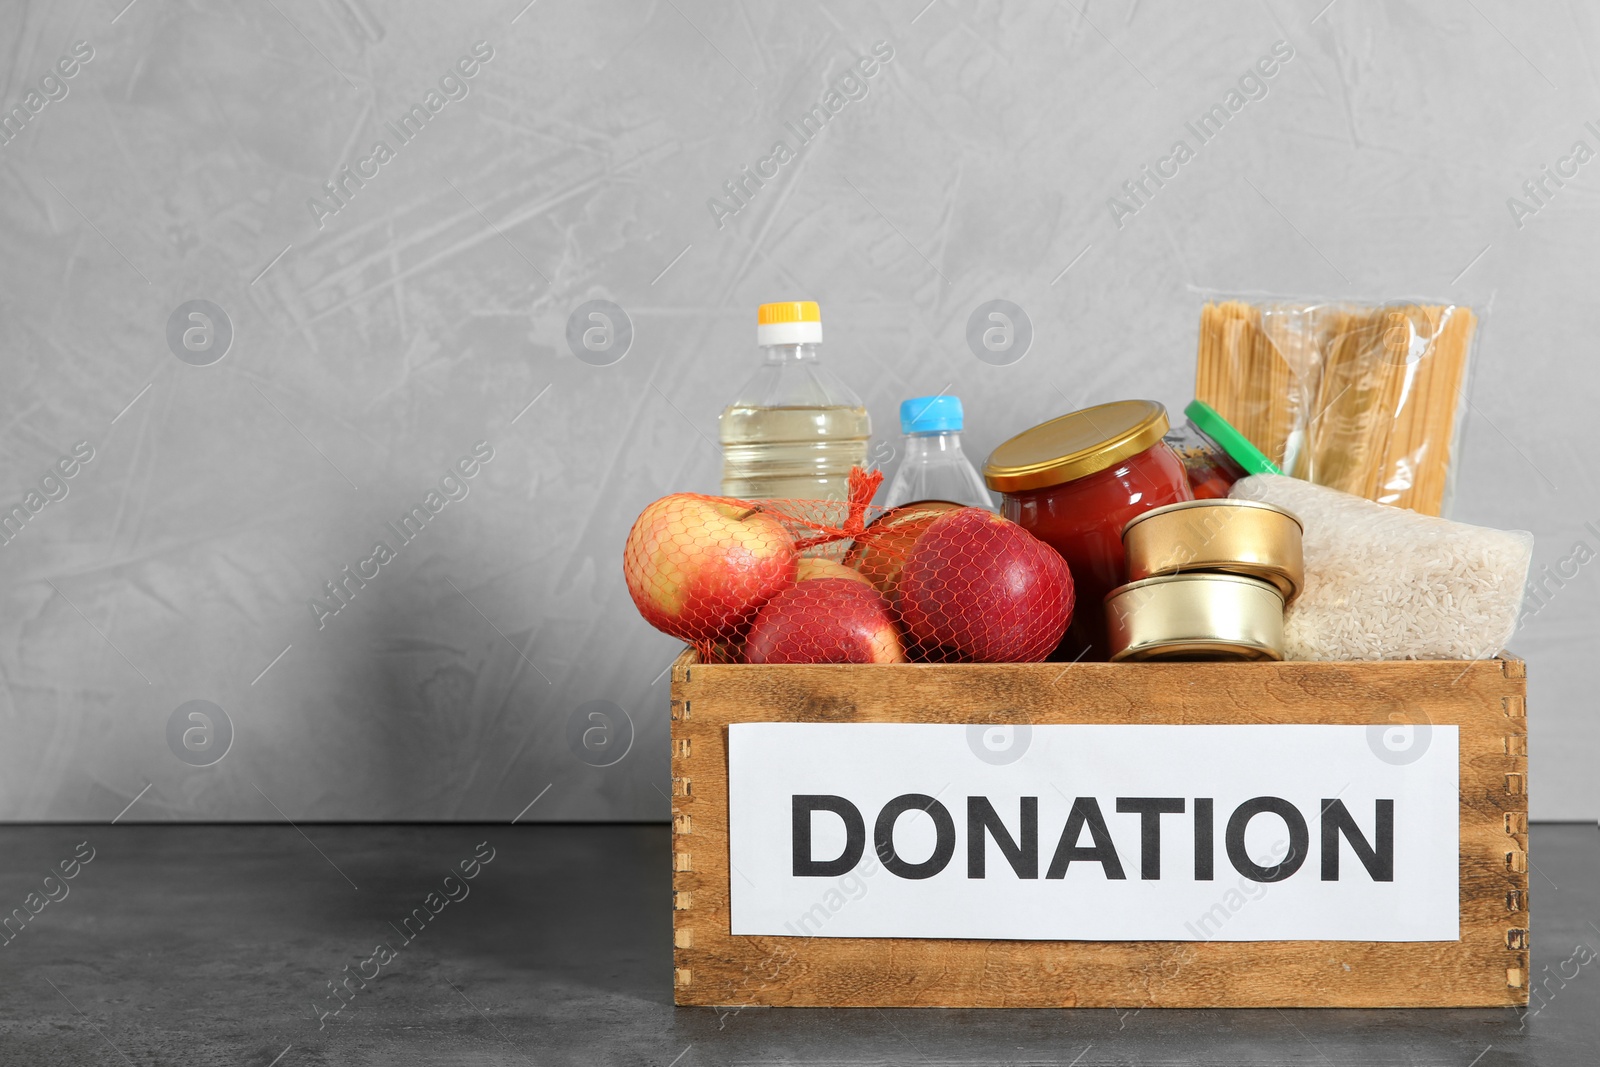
[984,400,1193,660]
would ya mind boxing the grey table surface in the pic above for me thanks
[1,823,1595,1066]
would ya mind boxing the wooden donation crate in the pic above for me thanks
[668,651,1529,1009]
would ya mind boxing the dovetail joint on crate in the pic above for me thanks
[1505,773,1526,795]
[1504,811,1527,835]
[1506,928,1528,949]
[674,812,692,835]
[1505,889,1525,912]
[1503,694,1526,719]
[1504,734,1527,756]
[1505,850,1527,873]
[673,776,692,797]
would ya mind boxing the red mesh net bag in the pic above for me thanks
[622,468,1075,664]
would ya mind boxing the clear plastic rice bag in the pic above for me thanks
[1230,475,1532,661]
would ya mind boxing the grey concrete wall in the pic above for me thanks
[0,0,1593,821]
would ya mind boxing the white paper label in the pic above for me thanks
[727,723,1459,942]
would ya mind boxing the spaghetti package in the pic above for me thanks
[621,470,1075,665]
[1194,298,1479,516]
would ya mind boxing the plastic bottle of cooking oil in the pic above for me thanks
[719,301,870,503]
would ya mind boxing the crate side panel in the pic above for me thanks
[671,658,1527,1008]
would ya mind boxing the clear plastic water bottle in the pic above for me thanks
[719,301,870,503]
[881,395,995,510]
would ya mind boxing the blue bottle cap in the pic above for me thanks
[900,395,964,435]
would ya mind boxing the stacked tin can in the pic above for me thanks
[1104,499,1305,662]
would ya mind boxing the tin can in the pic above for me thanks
[1121,498,1304,601]
[1104,572,1286,662]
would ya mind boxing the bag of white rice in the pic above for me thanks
[1229,474,1533,661]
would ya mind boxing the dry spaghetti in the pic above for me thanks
[1195,299,1476,516]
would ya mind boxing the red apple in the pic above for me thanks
[897,508,1073,662]
[744,576,906,664]
[705,558,869,664]
[793,557,874,586]
[846,500,962,600]
[623,494,797,643]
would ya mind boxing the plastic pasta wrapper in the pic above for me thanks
[622,469,1075,664]
[1195,298,1477,516]
[1230,475,1532,661]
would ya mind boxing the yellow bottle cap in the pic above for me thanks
[757,301,823,345]
[758,301,821,325]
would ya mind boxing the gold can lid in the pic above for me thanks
[1102,571,1287,605]
[984,400,1171,493]
[1120,497,1304,539]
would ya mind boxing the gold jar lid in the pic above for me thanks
[984,400,1171,493]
